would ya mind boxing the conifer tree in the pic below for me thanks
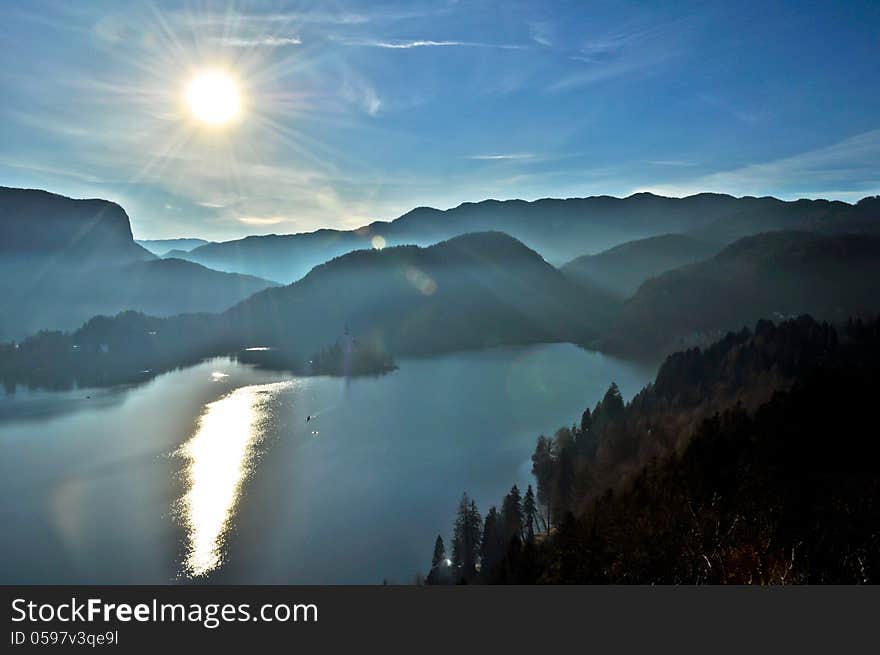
[522,484,539,540]
[431,535,446,568]
[480,507,503,581]
[451,493,482,577]
[501,485,524,542]
[531,435,555,531]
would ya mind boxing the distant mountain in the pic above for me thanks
[607,231,880,356]
[561,234,720,299]
[0,257,277,339]
[181,230,368,284]
[0,186,152,263]
[688,196,859,244]
[0,188,275,339]
[0,233,618,387]
[173,192,877,283]
[136,238,210,256]
[224,231,617,360]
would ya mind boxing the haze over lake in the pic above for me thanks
[0,345,652,584]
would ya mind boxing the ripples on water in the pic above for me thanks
[173,381,291,577]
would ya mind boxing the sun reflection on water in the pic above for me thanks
[174,381,290,577]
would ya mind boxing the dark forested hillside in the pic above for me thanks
[0,312,234,390]
[225,231,616,359]
[429,316,880,584]
[561,234,720,298]
[607,231,880,357]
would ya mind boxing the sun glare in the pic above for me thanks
[186,71,241,125]
[175,381,291,577]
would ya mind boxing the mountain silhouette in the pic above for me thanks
[0,232,619,388]
[0,188,276,339]
[608,231,880,356]
[0,186,152,263]
[171,192,876,283]
[561,233,720,298]
[223,231,616,361]
[136,238,211,256]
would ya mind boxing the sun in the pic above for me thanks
[185,71,241,126]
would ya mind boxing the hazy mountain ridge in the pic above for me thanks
[171,192,877,283]
[0,257,278,339]
[607,231,880,356]
[0,232,618,388]
[136,238,211,256]
[0,188,277,339]
[177,229,365,283]
[4,185,880,366]
[561,234,721,298]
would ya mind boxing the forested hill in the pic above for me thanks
[223,231,616,358]
[606,231,880,357]
[561,233,720,298]
[429,315,880,584]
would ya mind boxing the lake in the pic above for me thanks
[0,344,654,584]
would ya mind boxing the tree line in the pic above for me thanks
[427,315,880,583]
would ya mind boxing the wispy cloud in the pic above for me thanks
[340,75,382,116]
[172,10,370,27]
[217,35,302,48]
[646,159,697,167]
[696,93,764,126]
[342,38,527,50]
[467,153,535,160]
[529,21,555,47]
[238,216,287,226]
[643,129,880,199]
[550,16,696,92]
[171,5,455,29]
[0,158,105,185]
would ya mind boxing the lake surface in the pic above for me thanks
[0,344,654,584]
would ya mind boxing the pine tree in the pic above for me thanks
[480,507,503,581]
[501,485,524,542]
[451,493,482,578]
[522,484,539,540]
[531,435,555,531]
[580,407,592,434]
[602,382,624,417]
[431,535,446,568]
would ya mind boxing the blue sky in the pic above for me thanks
[1,0,878,240]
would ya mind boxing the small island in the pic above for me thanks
[235,328,396,378]
[308,329,397,377]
